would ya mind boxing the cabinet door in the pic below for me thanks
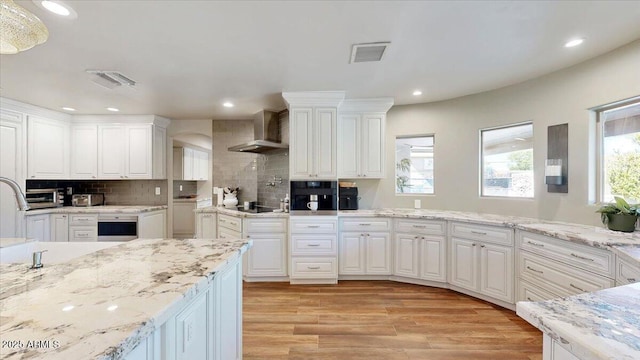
[314,108,337,178]
[173,202,196,237]
[215,259,242,360]
[175,289,210,360]
[27,115,69,179]
[361,114,385,178]
[0,109,25,238]
[196,214,216,239]
[420,235,446,282]
[138,210,166,239]
[289,108,313,178]
[98,125,126,178]
[152,125,166,179]
[337,114,360,178]
[126,125,152,179]
[479,243,513,302]
[197,151,209,180]
[183,148,194,180]
[26,215,50,242]
[50,214,68,242]
[449,237,477,291]
[70,124,98,179]
[366,233,391,274]
[339,232,366,275]
[173,147,184,180]
[394,233,419,278]
[245,233,287,277]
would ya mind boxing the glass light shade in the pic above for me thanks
[0,0,49,54]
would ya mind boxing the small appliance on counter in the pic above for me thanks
[25,188,64,209]
[290,181,337,211]
[72,193,105,207]
[338,185,359,210]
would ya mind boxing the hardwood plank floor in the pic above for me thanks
[243,281,542,360]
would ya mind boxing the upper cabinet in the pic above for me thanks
[70,124,98,179]
[27,115,70,179]
[337,98,393,179]
[283,91,345,180]
[174,147,209,181]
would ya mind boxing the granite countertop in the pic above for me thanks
[516,283,640,360]
[0,238,251,360]
[194,206,290,218]
[24,205,168,216]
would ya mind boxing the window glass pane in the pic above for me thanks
[396,135,434,194]
[601,101,640,202]
[481,123,533,198]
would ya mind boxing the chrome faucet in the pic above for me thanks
[32,250,47,269]
[0,177,30,211]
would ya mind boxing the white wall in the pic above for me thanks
[360,40,640,226]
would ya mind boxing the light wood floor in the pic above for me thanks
[243,281,542,360]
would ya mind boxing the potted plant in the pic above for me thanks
[596,196,639,232]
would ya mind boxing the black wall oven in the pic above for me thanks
[97,215,137,241]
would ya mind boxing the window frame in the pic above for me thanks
[479,121,534,199]
[395,134,436,196]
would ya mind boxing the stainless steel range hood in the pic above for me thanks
[228,110,288,153]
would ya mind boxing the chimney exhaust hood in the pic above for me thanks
[227,110,288,153]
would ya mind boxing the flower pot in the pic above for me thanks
[606,214,638,232]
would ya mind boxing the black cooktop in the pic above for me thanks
[236,207,277,214]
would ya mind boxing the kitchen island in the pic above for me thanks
[0,237,251,360]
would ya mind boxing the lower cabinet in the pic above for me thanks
[394,234,419,278]
[290,216,338,284]
[138,210,166,239]
[393,219,447,283]
[173,201,196,238]
[50,214,69,242]
[26,214,50,242]
[543,334,580,360]
[244,218,288,280]
[195,213,216,239]
[339,232,391,275]
[616,257,640,286]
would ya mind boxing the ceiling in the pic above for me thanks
[1,1,639,120]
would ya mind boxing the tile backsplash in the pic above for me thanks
[173,180,197,198]
[26,180,168,206]
[257,149,289,209]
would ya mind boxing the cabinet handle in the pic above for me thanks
[480,244,485,248]
[359,223,371,226]
[246,235,250,238]
[414,236,419,239]
[362,174,366,177]
[472,243,476,246]
[526,297,533,301]
[526,266,543,274]
[219,219,226,223]
[569,283,586,292]
[307,225,320,228]
[307,266,320,270]
[470,230,487,235]
[628,278,636,282]
[62,215,66,218]
[412,225,426,228]
[31,175,35,178]
[421,236,425,240]
[527,241,545,247]
[307,244,320,247]
[570,253,595,262]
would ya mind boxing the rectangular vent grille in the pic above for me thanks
[86,70,136,89]
[350,42,390,63]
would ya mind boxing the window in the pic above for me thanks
[395,135,434,194]
[481,123,534,198]
[596,99,640,203]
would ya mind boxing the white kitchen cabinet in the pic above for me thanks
[174,147,209,181]
[337,99,392,179]
[70,124,98,179]
[138,210,166,239]
[50,214,68,242]
[449,222,514,303]
[27,115,70,179]
[173,201,196,238]
[283,91,345,180]
[543,334,580,360]
[175,288,210,360]
[68,214,98,242]
[289,216,338,284]
[98,123,166,179]
[195,213,216,239]
[365,232,391,274]
[419,235,446,282]
[244,218,288,280]
[213,252,243,360]
[339,232,365,274]
[193,149,209,181]
[339,218,392,276]
[616,257,640,286]
[26,214,50,242]
[394,233,420,278]
[0,108,25,239]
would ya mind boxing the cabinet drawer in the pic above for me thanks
[69,214,98,226]
[291,235,337,256]
[340,218,391,232]
[395,219,445,235]
[518,231,614,277]
[245,218,287,233]
[450,222,513,246]
[519,251,614,297]
[616,258,640,285]
[290,257,337,278]
[218,228,242,240]
[218,214,242,232]
[517,279,559,302]
[69,226,97,242]
[290,218,337,234]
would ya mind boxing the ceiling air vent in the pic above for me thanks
[86,70,136,89]
[350,42,390,63]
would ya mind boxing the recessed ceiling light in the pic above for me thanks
[223,102,234,108]
[106,107,119,112]
[564,38,584,48]
[412,90,422,96]
[62,107,76,111]
[33,0,78,19]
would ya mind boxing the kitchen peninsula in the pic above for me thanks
[0,238,251,360]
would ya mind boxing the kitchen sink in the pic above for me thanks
[0,241,125,265]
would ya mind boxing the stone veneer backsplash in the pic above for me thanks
[26,180,168,206]
[257,149,289,209]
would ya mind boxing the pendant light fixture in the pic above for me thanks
[0,0,49,54]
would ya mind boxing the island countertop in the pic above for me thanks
[516,283,640,360]
[0,238,251,360]
[23,205,168,216]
